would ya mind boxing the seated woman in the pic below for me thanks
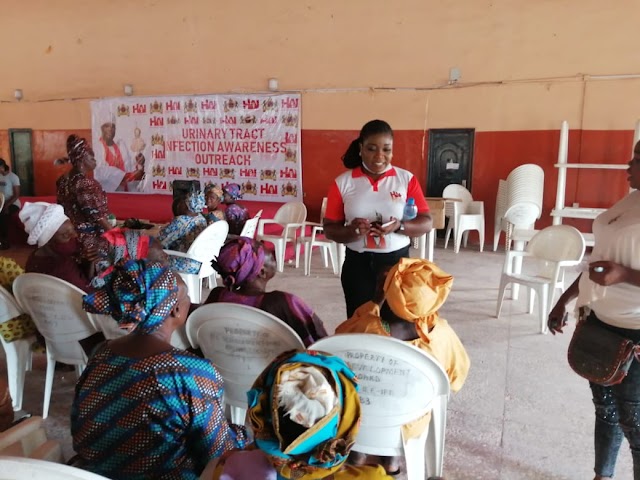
[205,237,327,346]
[157,192,208,252]
[93,227,201,288]
[203,184,225,224]
[73,259,248,479]
[207,349,393,480]
[336,257,470,476]
[19,202,95,292]
[222,183,249,235]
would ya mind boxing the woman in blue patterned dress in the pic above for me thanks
[157,192,208,252]
[71,259,248,479]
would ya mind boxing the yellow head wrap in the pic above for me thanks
[383,258,453,337]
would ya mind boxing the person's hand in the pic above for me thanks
[369,217,400,237]
[589,261,629,286]
[83,244,102,263]
[350,218,370,237]
[548,302,569,335]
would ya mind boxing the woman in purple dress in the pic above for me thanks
[204,237,327,346]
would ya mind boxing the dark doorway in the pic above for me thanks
[9,129,34,196]
[426,129,475,198]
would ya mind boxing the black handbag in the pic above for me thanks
[568,312,640,386]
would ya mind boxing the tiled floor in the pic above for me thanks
[1,240,633,479]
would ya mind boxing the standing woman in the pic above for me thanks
[323,120,432,317]
[548,140,640,480]
[56,134,111,256]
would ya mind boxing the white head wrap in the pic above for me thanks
[19,202,69,247]
[276,366,337,428]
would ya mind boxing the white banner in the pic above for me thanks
[90,94,302,202]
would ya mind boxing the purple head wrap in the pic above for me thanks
[211,237,266,288]
[223,183,243,201]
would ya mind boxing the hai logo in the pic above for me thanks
[390,191,402,200]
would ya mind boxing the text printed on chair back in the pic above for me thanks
[310,334,450,479]
[185,303,305,411]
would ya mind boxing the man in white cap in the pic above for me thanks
[94,115,145,192]
[20,202,94,291]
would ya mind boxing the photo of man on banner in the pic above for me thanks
[94,115,146,192]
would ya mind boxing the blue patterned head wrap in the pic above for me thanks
[83,259,179,334]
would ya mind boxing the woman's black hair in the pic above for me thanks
[172,196,187,216]
[341,119,394,169]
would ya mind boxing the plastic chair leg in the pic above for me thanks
[230,405,246,425]
[403,430,429,480]
[274,241,285,273]
[496,278,509,319]
[527,288,535,314]
[43,350,55,419]
[6,339,29,411]
[320,247,328,268]
[295,242,302,269]
[424,395,448,478]
[454,228,464,253]
[326,244,337,274]
[493,229,501,252]
[462,230,469,248]
[478,227,485,252]
[304,243,312,276]
[444,226,453,249]
[538,285,550,334]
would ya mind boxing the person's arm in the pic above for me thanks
[589,260,640,288]
[3,184,19,212]
[548,275,581,335]
[368,213,432,238]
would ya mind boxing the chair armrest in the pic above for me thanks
[503,250,532,274]
[257,218,279,236]
[284,222,306,240]
[163,249,190,259]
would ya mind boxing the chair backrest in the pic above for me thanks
[239,211,262,239]
[273,202,307,225]
[442,184,473,204]
[0,456,111,479]
[506,163,544,212]
[526,225,586,263]
[187,220,229,278]
[86,313,128,340]
[495,179,508,223]
[13,273,97,365]
[185,303,305,409]
[310,334,450,452]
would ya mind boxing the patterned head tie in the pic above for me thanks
[83,259,179,334]
[223,183,243,201]
[211,237,265,289]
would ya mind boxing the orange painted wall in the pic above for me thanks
[1,0,639,243]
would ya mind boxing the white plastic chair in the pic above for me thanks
[257,202,307,272]
[493,179,510,251]
[300,198,338,276]
[12,273,98,418]
[495,225,585,334]
[310,334,450,480]
[238,210,262,239]
[0,417,63,462]
[0,456,111,479]
[0,286,33,412]
[443,184,485,253]
[165,220,229,304]
[185,303,305,424]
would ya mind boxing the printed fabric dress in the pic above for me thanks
[56,171,109,253]
[205,287,327,346]
[71,344,248,480]
[157,214,207,253]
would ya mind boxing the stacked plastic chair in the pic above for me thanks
[495,164,544,251]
